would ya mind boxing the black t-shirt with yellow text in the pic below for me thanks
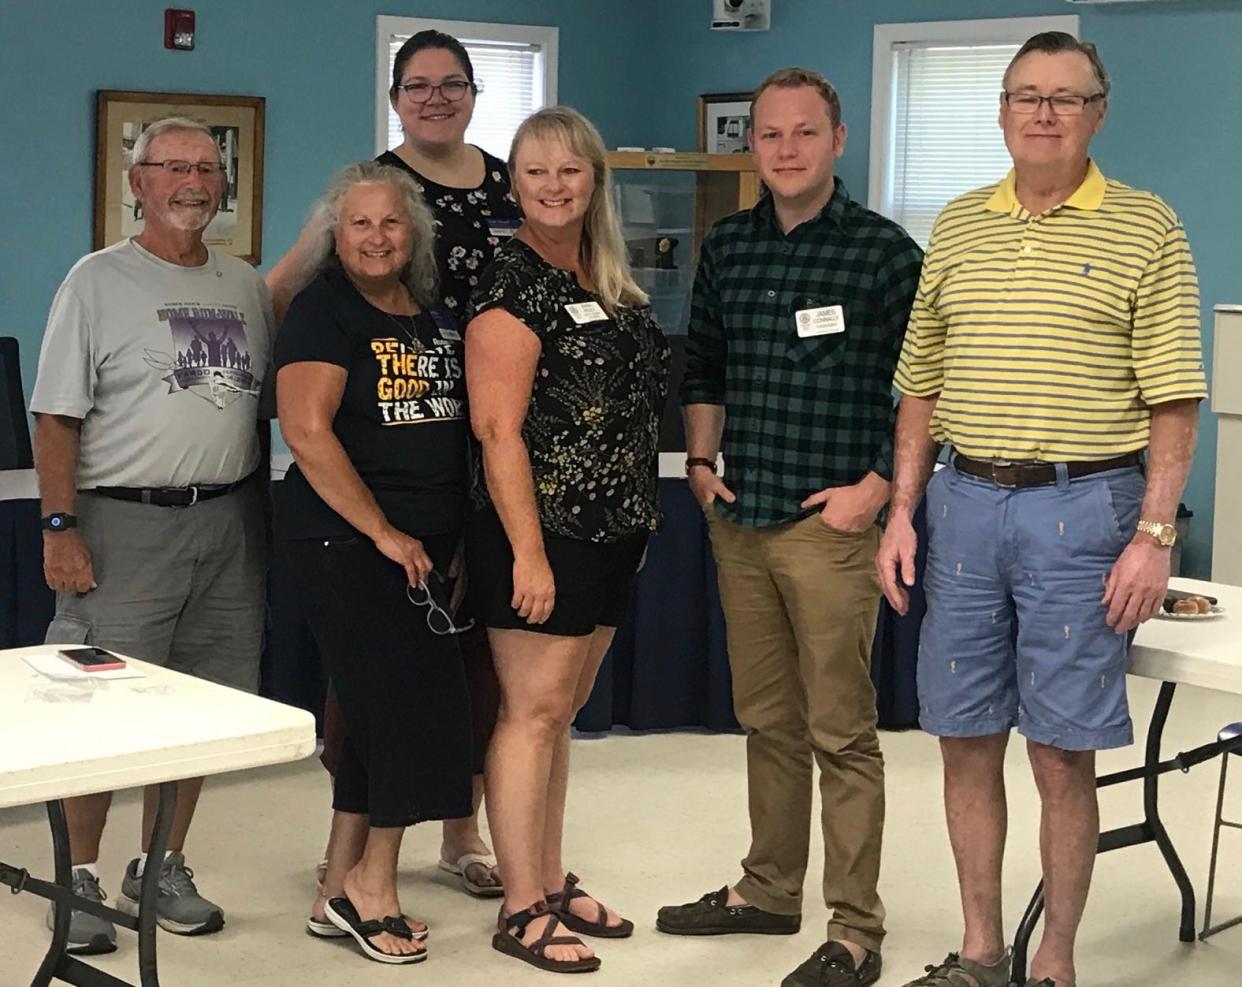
[275,265,468,540]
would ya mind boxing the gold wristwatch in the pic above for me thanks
[1136,519,1177,547]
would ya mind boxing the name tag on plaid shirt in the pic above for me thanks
[795,304,845,338]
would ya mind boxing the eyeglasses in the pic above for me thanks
[1002,92,1105,116]
[395,80,477,103]
[136,160,225,177]
[406,577,474,636]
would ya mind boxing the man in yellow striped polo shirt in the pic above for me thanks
[877,32,1206,987]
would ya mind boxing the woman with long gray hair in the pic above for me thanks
[268,26,509,902]
[274,160,474,965]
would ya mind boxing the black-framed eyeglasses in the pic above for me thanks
[136,160,226,177]
[394,80,479,103]
[406,576,473,636]
[1002,91,1105,116]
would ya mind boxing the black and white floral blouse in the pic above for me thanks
[470,238,670,543]
[377,148,522,316]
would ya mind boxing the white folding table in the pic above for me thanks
[1010,577,1242,984]
[0,646,316,987]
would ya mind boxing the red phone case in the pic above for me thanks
[58,649,127,672]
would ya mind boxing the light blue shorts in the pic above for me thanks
[917,461,1145,751]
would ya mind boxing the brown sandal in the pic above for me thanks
[546,872,634,939]
[492,900,601,973]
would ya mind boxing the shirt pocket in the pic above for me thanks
[784,294,848,372]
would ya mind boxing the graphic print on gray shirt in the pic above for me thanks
[30,239,275,489]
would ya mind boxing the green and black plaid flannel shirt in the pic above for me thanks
[680,179,924,529]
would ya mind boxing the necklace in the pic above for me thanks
[383,310,425,353]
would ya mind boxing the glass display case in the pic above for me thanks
[607,152,760,335]
[607,152,760,450]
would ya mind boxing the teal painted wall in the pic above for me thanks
[0,0,655,420]
[4,0,1236,575]
[646,0,1242,577]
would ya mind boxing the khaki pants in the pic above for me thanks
[705,507,886,951]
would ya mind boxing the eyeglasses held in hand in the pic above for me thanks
[395,80,478,103]
[406,579,474,636]
[136,160,226,177]
[1001,91,1105,116]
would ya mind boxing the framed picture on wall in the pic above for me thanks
[94,90,265,264]
[697,92,752,154]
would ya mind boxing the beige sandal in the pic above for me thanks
[438,851,504,898]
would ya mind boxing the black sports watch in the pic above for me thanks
[41,513,78,532]
[685,457,718,475]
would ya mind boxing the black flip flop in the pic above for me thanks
[324,896,427,965]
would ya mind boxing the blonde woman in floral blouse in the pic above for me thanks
[466,106,668,974]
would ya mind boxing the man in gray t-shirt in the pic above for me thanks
[29,118,274,956]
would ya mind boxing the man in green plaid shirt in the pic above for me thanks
[657,68,922,987]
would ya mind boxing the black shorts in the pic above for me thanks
[466,505,648,637]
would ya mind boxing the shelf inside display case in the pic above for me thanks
[608,152,760,335]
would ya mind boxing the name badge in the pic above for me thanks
[488,220,521,238]
[437,326,462,341]
[565,301,607,325]
[795,304,845,338]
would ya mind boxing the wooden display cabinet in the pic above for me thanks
[606,151,761,334]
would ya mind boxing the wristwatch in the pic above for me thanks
[1136,519,1177,547]
[41,513,78,532]
[685,457,717,476]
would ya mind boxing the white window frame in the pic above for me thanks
[374,16,559,157]
[867,14,1079,217]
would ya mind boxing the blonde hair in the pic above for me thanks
[285,161,438,307]
[508,106,648,312]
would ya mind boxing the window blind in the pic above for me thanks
[889,42,1019,246]
[386,38,543,159]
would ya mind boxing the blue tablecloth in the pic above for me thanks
[0,498,54,651]
[575,480,926,732]
[1,480,926,732]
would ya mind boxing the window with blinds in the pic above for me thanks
[888,43,1018,246]
[376,18,557,161]
[868,16,1078,247]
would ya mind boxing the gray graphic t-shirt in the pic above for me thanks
[31,239,275,489]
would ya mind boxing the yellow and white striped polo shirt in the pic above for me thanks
[893,161,1206,461]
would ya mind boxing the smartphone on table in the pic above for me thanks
[57,647,127,672]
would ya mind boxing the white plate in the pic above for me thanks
[1155,604,1225,621]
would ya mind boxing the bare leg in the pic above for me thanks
[66,793,112,866]
[340,827,424,958]
[141,778,203,854]
[1027,740,1097,987]
[441,776,500,889]
[541,627,626,928]
[486,628,593,964]
[941,735,1010,965]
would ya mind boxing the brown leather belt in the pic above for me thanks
[952,451,1143,489]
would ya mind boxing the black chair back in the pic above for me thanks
[0,337,34,470]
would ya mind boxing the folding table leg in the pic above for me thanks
[1144,683,1196,943]
[24,783,176,987]
[1010,682,1194,985]
[137,782,177,987]
[30,798,74,987]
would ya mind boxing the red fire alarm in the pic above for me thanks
[165,9,195,51]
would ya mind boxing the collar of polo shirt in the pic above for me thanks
[985,158,1107,216]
